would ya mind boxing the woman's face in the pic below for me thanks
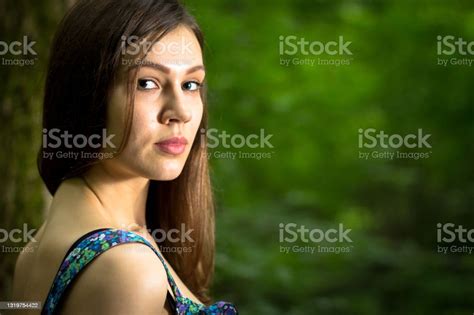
[105,26,205,180]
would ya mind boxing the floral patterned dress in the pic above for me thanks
[41,228,238,315]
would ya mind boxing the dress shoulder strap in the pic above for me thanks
[41,228,182,315]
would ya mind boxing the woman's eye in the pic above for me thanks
[182,81,201,92]
[137,79,158,90]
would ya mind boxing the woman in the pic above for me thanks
[12,0,238,314]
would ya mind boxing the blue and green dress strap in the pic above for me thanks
[41,228,182,315]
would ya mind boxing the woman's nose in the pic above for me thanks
[158,84,192,125]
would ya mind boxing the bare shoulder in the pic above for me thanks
[12,225,43,300]
[61,242,169,315]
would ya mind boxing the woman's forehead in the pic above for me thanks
[121,26,202,67]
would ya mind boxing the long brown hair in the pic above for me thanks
[37,0,214,303]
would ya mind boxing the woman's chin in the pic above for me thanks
[150,165,184,181]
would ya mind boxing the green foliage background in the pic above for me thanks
[1,0,474,314]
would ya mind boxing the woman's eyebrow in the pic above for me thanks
[135,60,205,74]
[185,65,205,74]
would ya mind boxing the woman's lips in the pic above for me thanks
[155,137,188,155]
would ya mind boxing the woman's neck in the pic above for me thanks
[50,164,151,231]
